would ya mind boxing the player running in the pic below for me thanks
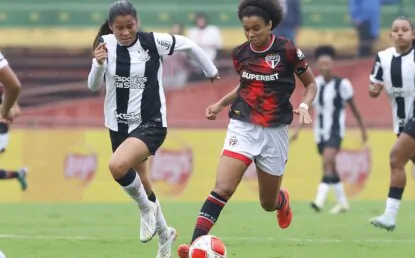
[0,51,28,190]
[177,0,317,256]
[290,45,367,214]
[87,1,219,257]
[369,16,415,231]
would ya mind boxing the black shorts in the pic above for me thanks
[316,134,342,155]
[400,118,415,140]
[109,124,167,155]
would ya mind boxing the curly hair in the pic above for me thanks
[314,45,336,59]
[237,0,283,30]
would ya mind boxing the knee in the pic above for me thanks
[260,198,276,212]
[108,158,129,179]
[213,183,235,201]
[323,157,336,174]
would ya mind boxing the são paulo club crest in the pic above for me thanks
[265,53,280,69]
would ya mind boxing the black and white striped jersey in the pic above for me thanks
[370,47,415,134]
[87,32,218,133]
[0,52,8,70]
[312,75,354,143]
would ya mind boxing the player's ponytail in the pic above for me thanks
[92,20,111,50]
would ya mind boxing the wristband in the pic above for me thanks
[299,103,308,110]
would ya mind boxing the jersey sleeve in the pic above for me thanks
[153,32,176,56]
[0,51,9,70]
[369,53,384,84]
[231,48,242,74]
[340,78,354,101]
[286,40,308,75]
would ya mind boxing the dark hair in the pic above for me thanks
[92,1,137,50]
[393,16,415,47]
[237,0,283,30]
[314,45,336,59]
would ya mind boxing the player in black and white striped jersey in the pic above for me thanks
[369,16,415,231]
[291,46,367,214]
[0,51,28,191]
[87,1,219,257]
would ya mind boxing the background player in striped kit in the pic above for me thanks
[0,51,28,190]
[369,17,415,231]
[178,0,317,256]
[290,45,367,214]
[87,1,219,257]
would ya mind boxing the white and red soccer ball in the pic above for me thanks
[189,235,227,258]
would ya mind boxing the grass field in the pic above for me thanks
[0,201,413,258]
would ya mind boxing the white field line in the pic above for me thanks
[0,234,414,244]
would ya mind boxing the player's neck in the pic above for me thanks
[250,35,275,52]
[395,45,413,55]
[323,75,333,83]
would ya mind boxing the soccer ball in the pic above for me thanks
[189,235,227,258]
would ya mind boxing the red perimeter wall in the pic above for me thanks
[20,58,392,129]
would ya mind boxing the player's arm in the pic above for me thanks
[342,79,367,142]
[11,101,21,117]
[0,52,21,119]
[369,53,384,98]
[217,84,240,108]
[87,37,107,92]
[153,32,218,78]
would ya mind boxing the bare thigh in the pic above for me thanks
[213,156,248,200]
[109,137,151,179]
[322,147,339,176]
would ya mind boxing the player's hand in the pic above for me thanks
[208,73,220,83]
[294,104,312,125]
[369,83,383,98]
[94,43,108,65]
[206,102,224,120]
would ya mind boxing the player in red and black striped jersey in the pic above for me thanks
[178,0,317,256]
[230,31,309,127]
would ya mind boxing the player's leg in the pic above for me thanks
[108,129,159,243]
[0,168,28,190]
[0,122,9,153]
[134,161,177,258]
[255,125,292,228]
[370,120,415,231]
[311,142,331,211]
[177,119,257,258]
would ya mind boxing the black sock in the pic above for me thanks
[191,191,228,243]
[322,175,333,184]
[388,187,404,200]
[148,191,157,203]
[275,190,286,210]
[0,169,17,179]
[115,169,136,187]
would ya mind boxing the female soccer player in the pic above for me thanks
[87,1,219,257]
[0,51,27,190]
[369,16,415,231]
[290,45,367,214]
[178,0,317,256]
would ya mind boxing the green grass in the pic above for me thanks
[0,202,414,258]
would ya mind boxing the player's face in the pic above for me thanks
[317,56,333,77]
[242,16,272,49]
[390,19,414,49]
[110,15,139,46]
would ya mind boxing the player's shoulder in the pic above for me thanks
[377,47,395,59]
[231,41,250,59]
[100,34,117,49]
[315,74,323,84]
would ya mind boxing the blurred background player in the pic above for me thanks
[88,1,218,257]
[0,51,27,191]
[178,0,317,256]
[290,45,367,214]
[369,16,415,231]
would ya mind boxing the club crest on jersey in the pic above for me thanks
[265,53,280,69]
[138,49,150,62]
